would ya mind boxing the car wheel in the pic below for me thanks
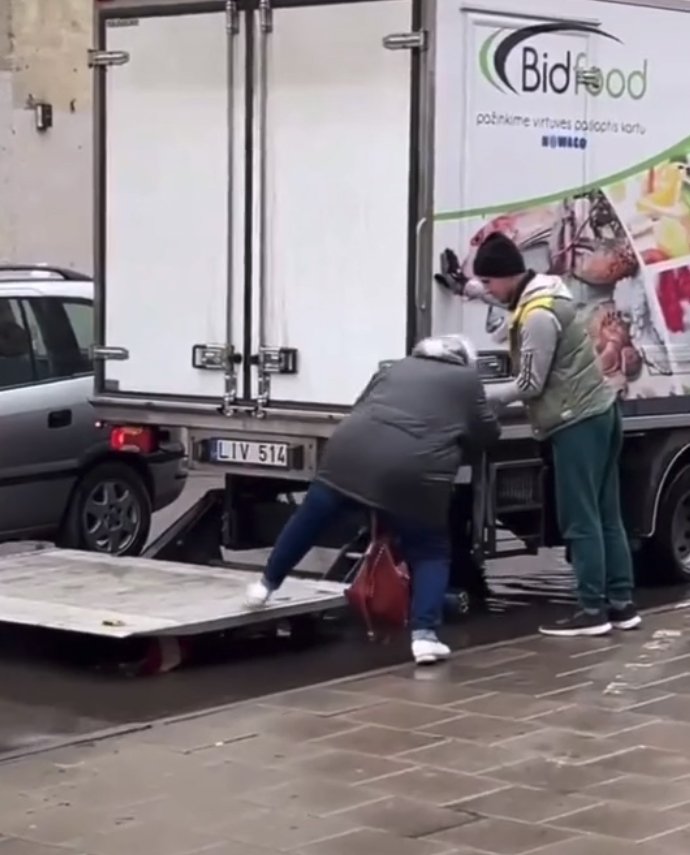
[642,464,690,586]
[62,461,152,556]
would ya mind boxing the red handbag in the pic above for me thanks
[345,514,410,640]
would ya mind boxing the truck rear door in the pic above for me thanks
[95,0,418,411]
[98,8,241,403]
[247,0,415,408]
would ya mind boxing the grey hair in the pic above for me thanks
[412,334,477,365]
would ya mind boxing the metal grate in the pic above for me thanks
[494,460,544,513]
[480,458,546,558]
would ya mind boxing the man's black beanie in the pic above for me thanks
[473,232,526,278]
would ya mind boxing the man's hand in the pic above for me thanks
[485,382,519,408]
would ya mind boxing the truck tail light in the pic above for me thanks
[110,425,158,454]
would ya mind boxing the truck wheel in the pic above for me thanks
[61,461,152,557]
[646,464,690,585]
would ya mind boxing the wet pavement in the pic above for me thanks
[0,545,683,762]
[0,476,686,769]
[4,604,690,853]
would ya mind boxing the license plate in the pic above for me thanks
[210,439,289,468]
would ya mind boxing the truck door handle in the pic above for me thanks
[48,409,72,429]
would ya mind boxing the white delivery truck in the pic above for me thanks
[87,0,690,587]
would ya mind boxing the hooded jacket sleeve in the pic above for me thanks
[467,372,501,448]
[486,307,559,405]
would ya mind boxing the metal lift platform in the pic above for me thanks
[0,547,347,640]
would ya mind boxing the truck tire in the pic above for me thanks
[644,464,690,585]
[61,461,152,557]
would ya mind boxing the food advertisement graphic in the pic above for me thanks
[431,1,690,401]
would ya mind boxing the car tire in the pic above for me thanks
[61,461,152,557]
[641,464,690,586]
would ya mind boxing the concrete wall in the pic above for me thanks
[0,0,92,273]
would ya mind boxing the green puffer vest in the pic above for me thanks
[509,292,616,439]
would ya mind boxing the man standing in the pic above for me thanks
[472,231,640,638]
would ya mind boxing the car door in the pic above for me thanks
[56,297,104,455]
[0,295,98,537]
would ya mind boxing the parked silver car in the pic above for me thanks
[0,265,186,554]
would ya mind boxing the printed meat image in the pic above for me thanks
[434,187,678,399]
[588,302,643,387]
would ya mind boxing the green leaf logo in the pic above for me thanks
[479,29,506,93]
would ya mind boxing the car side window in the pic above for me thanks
[20,300,54,381]
[0,297,34,389]
[61,300,94,372]
[20,297,92,381]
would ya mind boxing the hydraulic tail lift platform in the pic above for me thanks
[0,547,346,640]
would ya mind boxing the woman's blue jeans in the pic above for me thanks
[262,481,450,632]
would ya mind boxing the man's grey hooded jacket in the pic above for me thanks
[317,339,501,530]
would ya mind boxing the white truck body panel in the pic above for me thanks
[433,0,690,405]
[93,0,690,463]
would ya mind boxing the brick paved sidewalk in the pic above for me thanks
[4,605,690,855]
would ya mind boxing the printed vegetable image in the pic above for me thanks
[637,163,686,214]
[641,248,670,265]
[656,266,690,333]
[654,217,690,259]
[625,159,690,265]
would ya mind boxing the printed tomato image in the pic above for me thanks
[656,267,690,333]
[678,266,690,300]
[641,248,670,266]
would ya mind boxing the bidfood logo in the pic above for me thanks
[479,22,648,99]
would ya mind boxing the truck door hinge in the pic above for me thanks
[251,347,298,417]
[225,0,240,34]
[88,49,130,68]
[91,345,129,362]
[258,0,273,34]
[192,344,242,414]
[383,31,427,51]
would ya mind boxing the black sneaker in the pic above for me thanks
[539,610,612,638]
[609,604,642,631]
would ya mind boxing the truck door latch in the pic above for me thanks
[92,346,129,362]
[251,347,298,375]
[192,344,242,371]
[88,50,130,68]
[576,68,603,94]
[382,31,427,51]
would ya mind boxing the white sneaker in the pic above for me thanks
[244,579,272,610]
[412,638,451,665]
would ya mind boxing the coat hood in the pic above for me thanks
[516,273,573,307]
[412,334,477,366]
